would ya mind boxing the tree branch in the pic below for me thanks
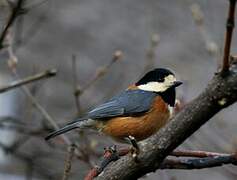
[221,0,236,73]
[62,144,76,180]
[161,154,237,169]
[71,54,81,114]
[85,147,237,179]
[95,63,237,179]
[0,0,26,49]
[0,69,56,93]
[170,150,231,158]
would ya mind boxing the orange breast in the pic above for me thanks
[96,96,171,142]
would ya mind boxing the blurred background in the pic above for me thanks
[0,0,236,179]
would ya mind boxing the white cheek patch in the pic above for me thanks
[138,82,168,92]
[165,75,176,84]
[138,75,176,92]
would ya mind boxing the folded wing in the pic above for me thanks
[87,90,157,119]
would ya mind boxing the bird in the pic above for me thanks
[45,68,182,152]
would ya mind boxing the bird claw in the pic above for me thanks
[130,146,140,159]
[127,135,140,161]
[104,145,117,153]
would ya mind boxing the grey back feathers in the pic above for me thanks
[87,90,157,119]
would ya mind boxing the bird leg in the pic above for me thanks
[127,135,140,160]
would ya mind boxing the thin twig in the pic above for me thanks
[15,14,46,52]
[26,0,50,10]
[15,13,24,47]
[221,0,236,73]
[62,144,76,180]
[78,50,123,96]
[0,69,56,93]
[144,33,159,72]
[0,0,26,49]
[170,150,230,158]
[161,155,237,169]
[190,3,219,56]
[71,54,81,114]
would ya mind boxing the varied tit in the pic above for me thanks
[45,68,182,148]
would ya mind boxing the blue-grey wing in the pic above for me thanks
[87,90,157,119]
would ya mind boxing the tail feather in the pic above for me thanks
[45,118,94,141]
[45,123,78,140]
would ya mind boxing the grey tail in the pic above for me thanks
[45,122,79,140]
[45,119,86,141]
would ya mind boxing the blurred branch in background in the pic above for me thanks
[170,150,234,157]
[71,54,81,115]
[143,33,160,73]
[75,50,123,98]
[62,144,76,180]
[0,0,26,50]
[15,0,49,51]
[15,12,47,52]
[190,3,219,56]
[0,69,56,93]
[10,68,72,145]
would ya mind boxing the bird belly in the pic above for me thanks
[97,97,171,142]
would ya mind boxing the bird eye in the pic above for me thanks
[157,78,164,82]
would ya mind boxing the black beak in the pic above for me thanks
[172,81,183,88]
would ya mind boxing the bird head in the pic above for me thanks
[135,68,182,93]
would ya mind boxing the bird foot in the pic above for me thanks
[127,135,140,161]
